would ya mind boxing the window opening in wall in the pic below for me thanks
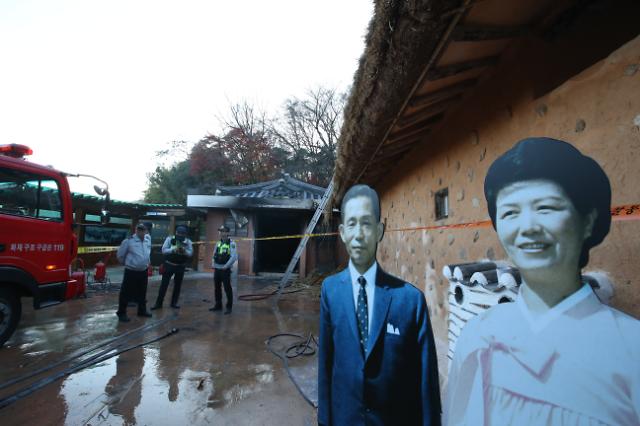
[435,188,448,220]
[224,215,248,237]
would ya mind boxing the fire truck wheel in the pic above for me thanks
[0,287,21,347]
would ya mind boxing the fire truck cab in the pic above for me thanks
[0,144,79,346]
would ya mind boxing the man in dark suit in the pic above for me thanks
[318,184,441,426]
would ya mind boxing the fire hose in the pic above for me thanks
[0,314,176,392]
[0,328,179,410]
[238,286,307,301]
[266,332,318,408]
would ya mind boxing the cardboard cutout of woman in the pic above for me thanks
[444,138,640,425]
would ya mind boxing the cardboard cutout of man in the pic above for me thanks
[318,184,441,426]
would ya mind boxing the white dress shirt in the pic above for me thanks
[348,260,376,332]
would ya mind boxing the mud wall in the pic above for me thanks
[376,35,640,345]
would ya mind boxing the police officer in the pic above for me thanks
[116,222,152,322]
[209,225,237,314]
[152,225,193,310]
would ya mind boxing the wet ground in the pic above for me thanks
[0,274,319,425]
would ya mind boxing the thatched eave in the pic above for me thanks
[330,0,580,210]
[331,0,463,209]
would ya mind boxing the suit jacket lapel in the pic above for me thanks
[339,269,361,348]
[365,268,392,361]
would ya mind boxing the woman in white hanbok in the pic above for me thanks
[444,138,640,426]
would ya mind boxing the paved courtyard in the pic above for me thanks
[0,273,319,426]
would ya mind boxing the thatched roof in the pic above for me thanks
[332,0,460,208]
[331,0,579,209]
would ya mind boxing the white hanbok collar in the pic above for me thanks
[516,283,594,333]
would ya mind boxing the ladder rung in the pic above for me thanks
[277,180,334,292]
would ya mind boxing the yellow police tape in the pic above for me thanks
[76,204,640,255]
[76,232,337,254]
[77,246,123,254]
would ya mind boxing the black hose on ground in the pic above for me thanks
[238,287,306,301]
[0,328,179,410]
[266,332,318,408]
[0,314,176,391]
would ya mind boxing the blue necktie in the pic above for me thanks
[356,276,368,353]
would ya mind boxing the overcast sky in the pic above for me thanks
[0,0,373,201]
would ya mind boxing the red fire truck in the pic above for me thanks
[0,144,109,346]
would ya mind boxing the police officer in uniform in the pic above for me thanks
[209,225,237,314]
[116,222,152,322]
[152,225,193,310]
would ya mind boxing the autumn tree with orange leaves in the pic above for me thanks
[144,86,345,203]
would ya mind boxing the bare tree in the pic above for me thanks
[271,87,347,186]
[222,101,269,141]
[143,90,346,203]
[154,140,191,163]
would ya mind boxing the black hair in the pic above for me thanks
[340,184,381,222]
[484,137,611,268]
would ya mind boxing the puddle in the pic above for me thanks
[58,344,277,425]
[3,275,318,425]
[61,355,118,426]
[212,363,274,409]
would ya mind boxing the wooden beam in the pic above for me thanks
[380,133,428,157]
[369,151,407,169]
[396,96,460,129]
[363,163,396,181]
[387,124,433,146]
[364,154,411,182]
[426,56,499,81]
[387,113,443,144]
[451,25,529,42]
[379,144,414,160]
[369,140,424,172]
[409,78,477,109]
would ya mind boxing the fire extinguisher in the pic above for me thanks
[95,260,106,282]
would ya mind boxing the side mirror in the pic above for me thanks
[94,185,108,196]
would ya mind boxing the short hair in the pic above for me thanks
[340,184,381,222]
[175,225,188,235]
[484,137,611,268]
